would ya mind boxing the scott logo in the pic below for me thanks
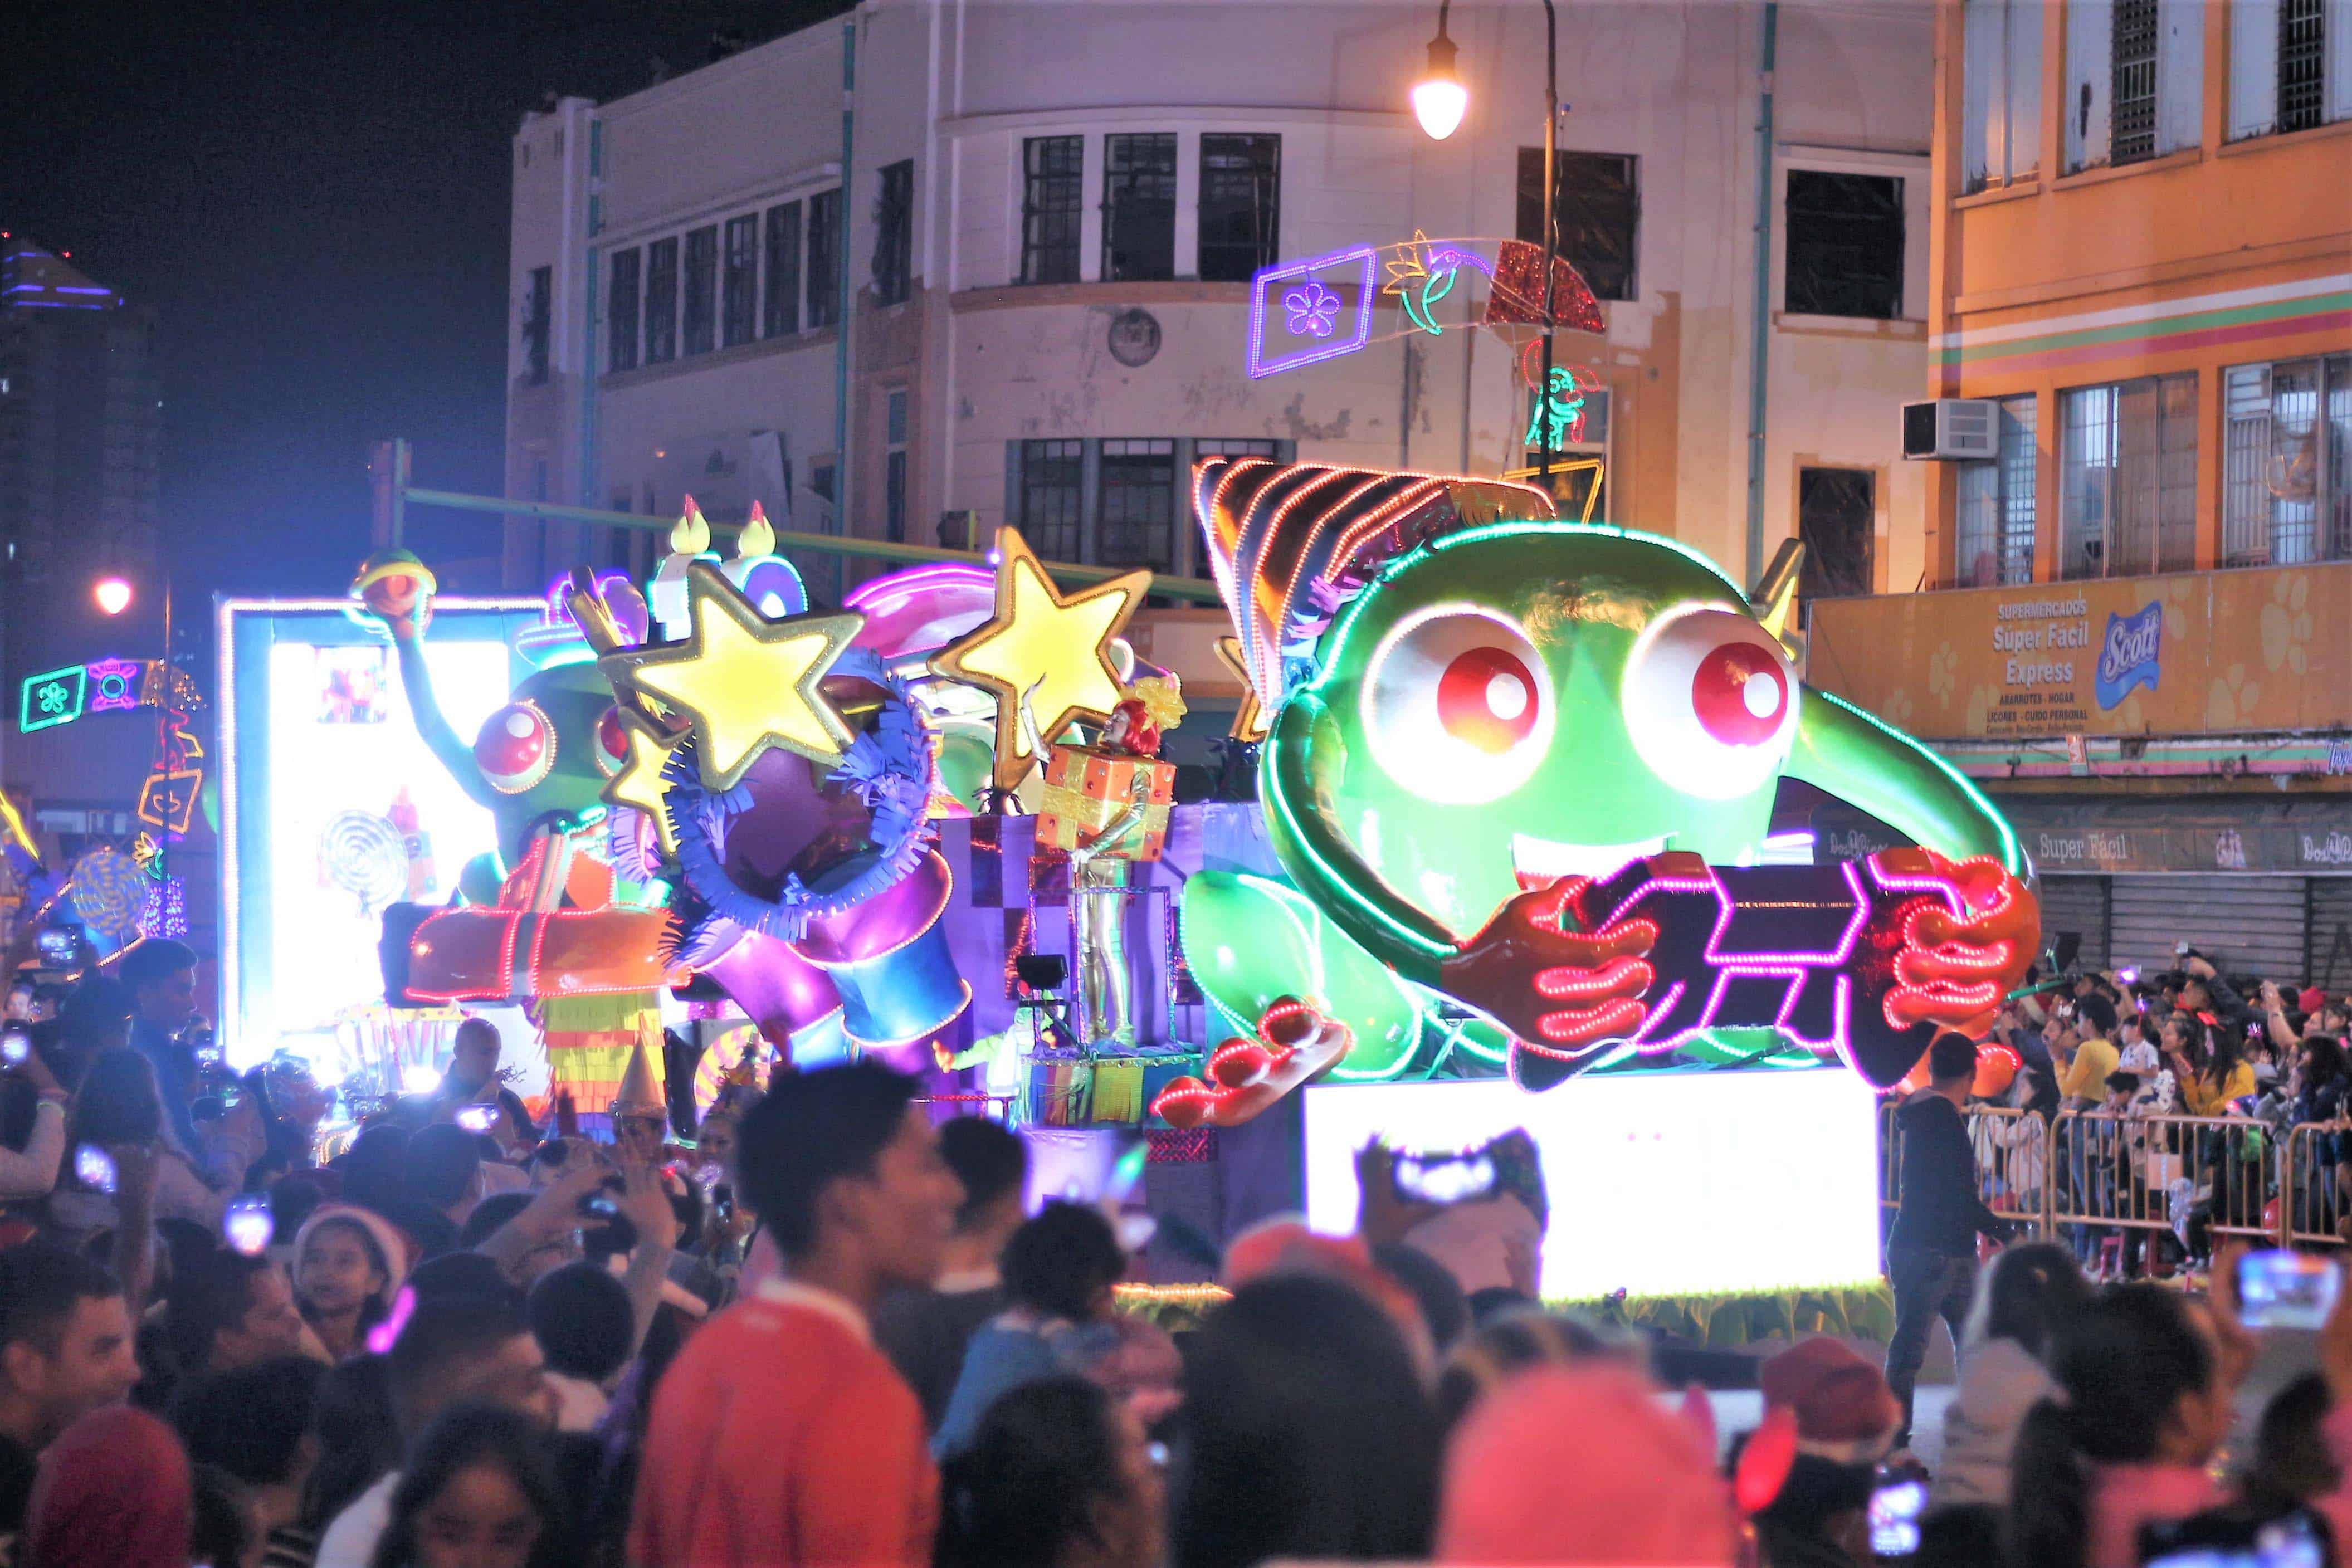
[2094,602,2162,710]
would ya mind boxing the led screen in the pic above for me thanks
[1301,1067,1881,1301]
[221,601,538,1064]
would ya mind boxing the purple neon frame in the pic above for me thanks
[1246,245,1379,379]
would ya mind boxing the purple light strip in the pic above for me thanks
[1246,245,1379,379]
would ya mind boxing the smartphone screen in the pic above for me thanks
[2237,1250,2341,1332]
[456,1105,495,1134]
[1393,1152,1498,1205]
[0,1027,27,1066]
[2141,1508,2327,1567]
[1869,1477,1926,1558]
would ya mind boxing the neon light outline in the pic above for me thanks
[1246,245,1379,378]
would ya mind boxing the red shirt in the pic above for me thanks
[630,1281,937,1568]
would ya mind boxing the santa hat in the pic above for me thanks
[1194,458,1556,710]
[1436,1364,1736,1565]
[609,1034,667,1122]
[294,1203,413,1297]
[1758,1337,1902,1464]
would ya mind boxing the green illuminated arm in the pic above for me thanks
[1261,691,1457,987]
[391,632,500,810]
[1786,689,2026,876]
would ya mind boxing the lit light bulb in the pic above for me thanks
[93,577,133,616]
[1412,76,1469,140]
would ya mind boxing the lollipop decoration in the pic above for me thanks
[67,847,150,944]
[320,810,411,914]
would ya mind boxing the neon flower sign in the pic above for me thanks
[1248,236,1607,377]
[1246,245,1379,378]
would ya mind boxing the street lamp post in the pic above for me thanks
[1413,0,1562,490]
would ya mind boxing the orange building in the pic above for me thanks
[1806,0,2352,981]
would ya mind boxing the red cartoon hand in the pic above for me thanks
[1868,848,2039,1037]
[1439,872,1661,1056]
[1152,998,1353,1130]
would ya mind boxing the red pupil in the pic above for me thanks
[1691,643,1786,747]
[1436,646,1539,754]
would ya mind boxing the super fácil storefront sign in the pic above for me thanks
[1807,563,2352,741]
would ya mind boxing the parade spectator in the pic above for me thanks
[0,1246,140,1559]
[874,1114,1029,1434]
[166,1249,319,1381]
[936,1375,1164,1568]
[366,1403,564,1568]
[526,1262,632,1433]
[935,1199,1127,1459]
[426,1018,536,1149]
[1372,1240,1472,1356]
[57,1044,249,1234]
[300,1354,401,1559]
[23,1404,193,1568]
[294,1205,407,1362]
[0,1028,68,1200]
[628,1061,962,1568]
[1751,1338,1902,1568]
[170,1356,326,1566]
[1436,1362,1735,1565]
[1931,1242,2090,1513]
[1885,1031,2012,1451]
[2180,1017,2258,1116]
[1433,1306,1640,1433]
[1174,1272,1440,1568]
[395,1124,486,1259]
[2057,995,2121,1108]
[121,937,203,1154]
[314,1294,556,1568]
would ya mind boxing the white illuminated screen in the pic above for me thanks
[1302,1068,1882,1301]
[244,637,512,1056]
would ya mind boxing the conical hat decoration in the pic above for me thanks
[609,1032,667,1120]
[1193,458,1556,712]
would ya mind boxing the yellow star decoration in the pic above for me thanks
[933,527,1148,790]
[1212,636,1270,741]
[600,710,685,854]
[601,561,862,793]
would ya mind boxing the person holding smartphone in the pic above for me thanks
[426,1017,537,1150]
[0,1023,69,1200]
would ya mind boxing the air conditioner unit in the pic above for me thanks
[1901,398,1999,460]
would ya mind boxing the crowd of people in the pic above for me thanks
[7,929,2352,1566]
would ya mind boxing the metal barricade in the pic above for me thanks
[2048,1108,2285,1254]
[2284,1122,2351,1249]
[1968,1106,2055,1234]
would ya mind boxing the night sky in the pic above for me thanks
[3,0,846,604]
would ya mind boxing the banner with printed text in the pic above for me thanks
[1806,563,2352,740]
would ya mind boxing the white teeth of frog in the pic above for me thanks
[1510,833,1669,886]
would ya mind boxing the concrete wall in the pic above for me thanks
[505,0,1933,604]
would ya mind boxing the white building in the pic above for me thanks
[504,0,1934,641]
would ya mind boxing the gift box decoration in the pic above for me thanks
[1037,745,1177,861]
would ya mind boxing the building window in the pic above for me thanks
[608,248,641,373]
[1016,439,1084,560]
[1021,136,1083,284]
[1198,134,1280,282]
[812,461,837,505]
[1515,150,1640,302]
[2068,0,2202,169]
[1954,395,2038,586]
[522,266,552,385]
[1102,133,1178,282]
[645,237,679,363]
[723,214,759,348]
[764,202,802,338]
[807,189,842,329]
[1784,171,1904,320]
[874,160,914,307]
[1797,467,1876,599]
[884,389,909,544]
[2060,372,2198,579]
[682,226,718,355]
[2223,353,2352,566]
[1098,439,1177,571]
[2281,0,2329,130]
[2233,0,2346,139]
[1961,0,2043,190]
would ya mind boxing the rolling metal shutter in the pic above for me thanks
[2036,875,2110,971]
[2109,875,2309,979]
[2307,878,2352,992]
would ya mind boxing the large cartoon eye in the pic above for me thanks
[594,704,630,778]
[474,702,556,795]
[1621,604,1798,799]
[1360,606,1554,804]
